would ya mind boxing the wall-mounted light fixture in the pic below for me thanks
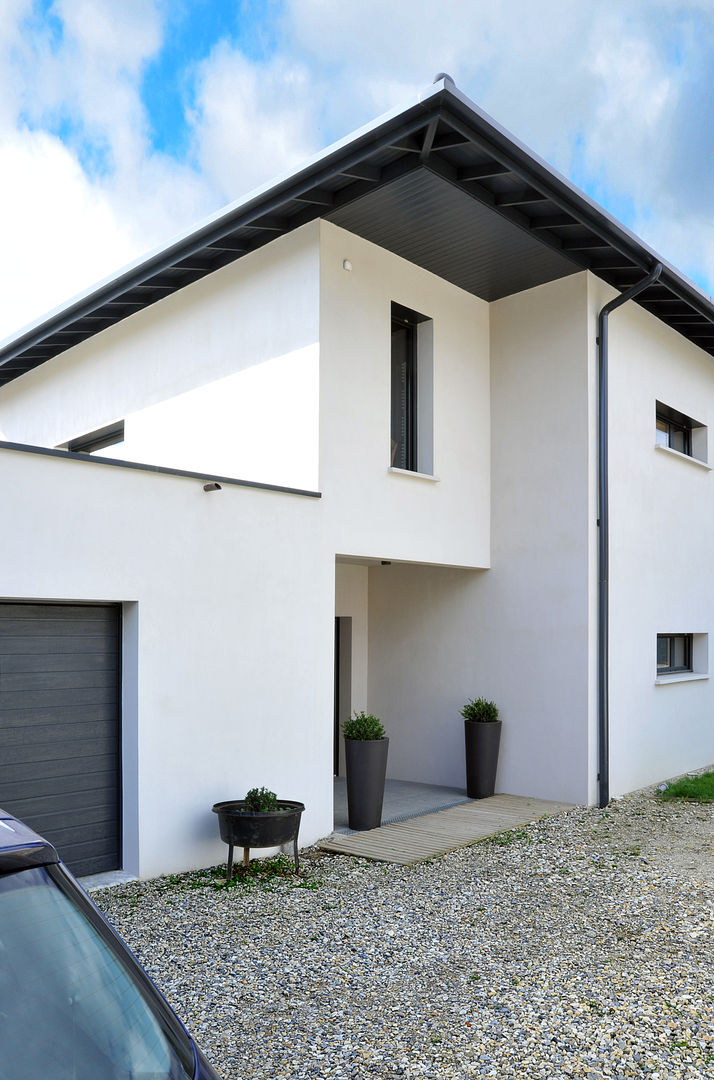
[203,482,222,492]
[342,259,353,272]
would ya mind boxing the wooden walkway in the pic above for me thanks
[318,794,573,865]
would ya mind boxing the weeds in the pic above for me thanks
[658,771,714,803]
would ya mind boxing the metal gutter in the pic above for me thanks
[596,262,662,808]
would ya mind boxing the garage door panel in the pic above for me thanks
[0,686,118,711]
[0,705,117,733]
[0,617,118,639]
[1,734,118,766]
[7,782,118,821]
[0,651,117,675]
[0,753,117,788]
[0,670,118,693]
[0,603,120,877]
[0,604,116,621]
[0,632,118,655]
[0,770,117,807]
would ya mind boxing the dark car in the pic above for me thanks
[0,808,221,1080]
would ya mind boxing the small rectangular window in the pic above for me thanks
[657,633,692,674]
[655,401,706,462]
[390,303,432,474]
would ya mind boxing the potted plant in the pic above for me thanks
[343,711,389,830]
[212,786,305,879]
[461,697,501,799]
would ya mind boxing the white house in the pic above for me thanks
[1,77,713,880]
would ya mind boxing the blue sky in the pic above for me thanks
[1,0,714,339]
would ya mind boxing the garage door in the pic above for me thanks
[0,603,121,877]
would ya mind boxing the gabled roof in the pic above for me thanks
[2,76,714,387]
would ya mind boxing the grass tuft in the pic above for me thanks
[658,771,714,803]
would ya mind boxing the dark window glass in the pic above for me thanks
[391,319,416,470]
[655,408,691,456]
[657,634,692,674]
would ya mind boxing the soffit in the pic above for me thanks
[327,167,577,301]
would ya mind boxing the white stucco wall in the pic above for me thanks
[319,222,491,569]
[367,273,595,805]
[595,275,714,794]
[0,447,334,879]
[0,223,321,491]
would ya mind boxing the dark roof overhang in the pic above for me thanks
[2,78,714,386]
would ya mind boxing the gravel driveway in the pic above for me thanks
[96,789,713,1080]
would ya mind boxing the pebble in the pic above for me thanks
[95,788,714,1080]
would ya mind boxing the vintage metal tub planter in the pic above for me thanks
[212,787,305,879]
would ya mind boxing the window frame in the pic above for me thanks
[390,302,431,474]
[657,633,693,675]
[655,401,707,462]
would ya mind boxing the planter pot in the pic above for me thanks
[345,737,389,830]
[464,720,502,798]
[212,799,305,879]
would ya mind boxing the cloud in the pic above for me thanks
[2,0,714,345]
[188,41,316,199]
[0,130,139,338]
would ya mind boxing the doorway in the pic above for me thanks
[333,617,352,776]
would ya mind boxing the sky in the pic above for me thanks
[2,0,714,341]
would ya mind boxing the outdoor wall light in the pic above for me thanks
[203,482,222,492]
[342,259,352,271]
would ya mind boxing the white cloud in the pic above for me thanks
[2,0,714,346]
[0,130,138,339]
[188,42,316,199]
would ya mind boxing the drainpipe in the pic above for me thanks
[597,262,662,809]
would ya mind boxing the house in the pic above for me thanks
[1,76,713,880]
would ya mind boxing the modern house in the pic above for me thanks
[1,77,713,880]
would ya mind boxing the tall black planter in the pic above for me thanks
[345,737,389,830]
[464,720,502,798]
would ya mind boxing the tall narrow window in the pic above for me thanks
[391,303,432,473]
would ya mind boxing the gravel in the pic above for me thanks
[95,788,714,1080]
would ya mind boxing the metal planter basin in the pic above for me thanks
[211,800,305,879]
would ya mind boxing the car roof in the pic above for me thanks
[0,809,59,873]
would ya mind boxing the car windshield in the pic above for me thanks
[0,865,194,1080]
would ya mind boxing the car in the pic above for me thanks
[0,808,222,1079]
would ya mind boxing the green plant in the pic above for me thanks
[244,786,278,812]
[658,771,714,802]
[343,710,385,740]
[460,697,499,723]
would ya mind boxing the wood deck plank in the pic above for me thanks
[318,794,573,865]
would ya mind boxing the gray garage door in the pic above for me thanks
[0,603,120,877]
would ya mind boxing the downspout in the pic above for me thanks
[597,262,662,808]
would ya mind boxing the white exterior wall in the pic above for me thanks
[319,222,490,569]
[595,275,714,794]
[0,447,334,879]
[367,273,596,805]
[0,224,321,492]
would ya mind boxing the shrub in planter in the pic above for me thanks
[460,698,499,723]
[212,786,304,879]
[343,711,389,830]
[461,697,501,798]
